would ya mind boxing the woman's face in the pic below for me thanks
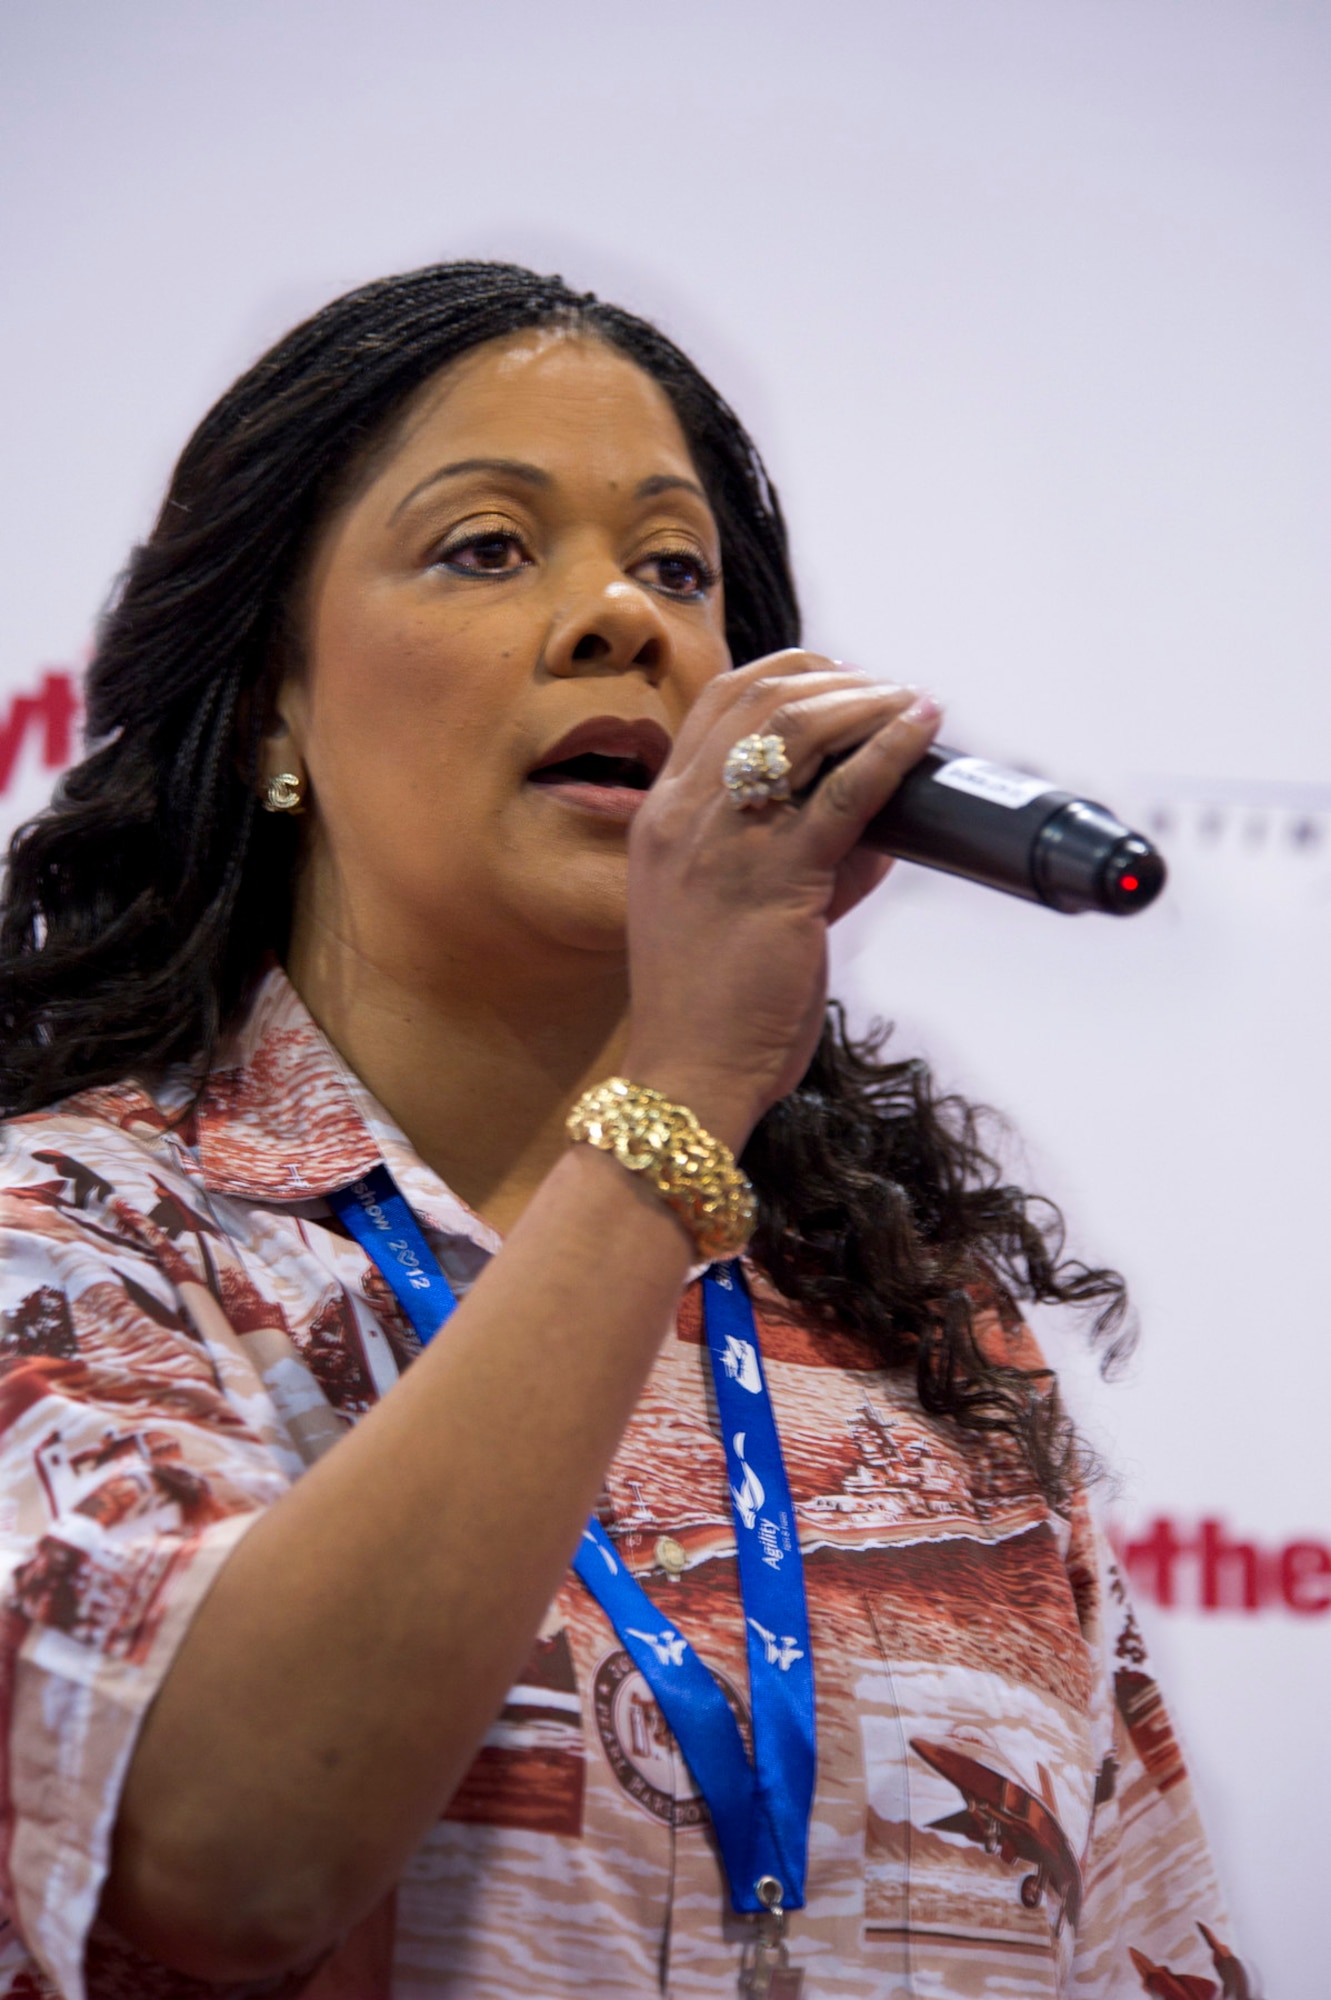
[273,329,730,980]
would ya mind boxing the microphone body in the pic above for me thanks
[856,746,1165,915]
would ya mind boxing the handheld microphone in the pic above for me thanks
[853,746,1166,915]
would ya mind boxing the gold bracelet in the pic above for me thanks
[566,1077,756,1262]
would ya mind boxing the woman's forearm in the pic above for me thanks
[104,1143,698,1981]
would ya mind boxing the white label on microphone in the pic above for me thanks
[931,758,1059,811]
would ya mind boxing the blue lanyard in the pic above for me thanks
[329,1164,816,1914]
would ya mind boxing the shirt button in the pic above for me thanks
[655,1534,687,1577]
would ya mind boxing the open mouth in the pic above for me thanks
[529,751,656,793]
[527,717,671,821]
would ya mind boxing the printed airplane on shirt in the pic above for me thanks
[910,1736,1083,1934]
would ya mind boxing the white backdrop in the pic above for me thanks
[2,3,1328,1992]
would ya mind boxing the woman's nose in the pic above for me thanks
[544,578,668,681]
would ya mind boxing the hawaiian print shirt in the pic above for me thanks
[0,966,1250,1999]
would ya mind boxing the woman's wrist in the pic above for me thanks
[566,1077,757,1263]
[613,1049,765,1158]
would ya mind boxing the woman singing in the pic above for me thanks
[0,263,1246,1999]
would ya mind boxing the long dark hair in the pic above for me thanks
[0,260,1125,1503]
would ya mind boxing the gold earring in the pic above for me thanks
[262,770,305,813]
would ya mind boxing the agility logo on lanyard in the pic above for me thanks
[329,1164,817,1924]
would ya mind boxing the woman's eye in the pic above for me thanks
[435,531,528,575]
[639,550,717,598]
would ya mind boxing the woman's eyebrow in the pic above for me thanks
[390,457,551,522]
[635,473,708,504]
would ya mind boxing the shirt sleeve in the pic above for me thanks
[0,1123,303,2000]
[1065,1493,1259,1998]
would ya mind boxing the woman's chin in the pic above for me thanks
[509,859,631,958]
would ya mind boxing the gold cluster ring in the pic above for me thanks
[722,732,793,810]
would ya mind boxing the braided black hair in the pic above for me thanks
[0,260,1125,1502]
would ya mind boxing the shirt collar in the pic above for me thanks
[195,963,501,1254]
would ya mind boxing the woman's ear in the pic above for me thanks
[248,671,311,815]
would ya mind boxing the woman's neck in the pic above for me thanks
[286,923,631,1235]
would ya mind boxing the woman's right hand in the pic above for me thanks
[622,651,942,1151]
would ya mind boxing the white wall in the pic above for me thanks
[2,3,1327,1991]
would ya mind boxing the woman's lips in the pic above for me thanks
[525,718,671,827]
[527,774,648,823]
[530,715,671,779]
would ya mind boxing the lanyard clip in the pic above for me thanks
[755,1875,785,1921]
[743,1878,803,1999]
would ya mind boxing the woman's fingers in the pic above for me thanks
[799,693,942,867]
[682,657,939,855]
[667,650,862,767]
[740,682,925,794]
[825,846,895,926]
[677,654,923,794]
